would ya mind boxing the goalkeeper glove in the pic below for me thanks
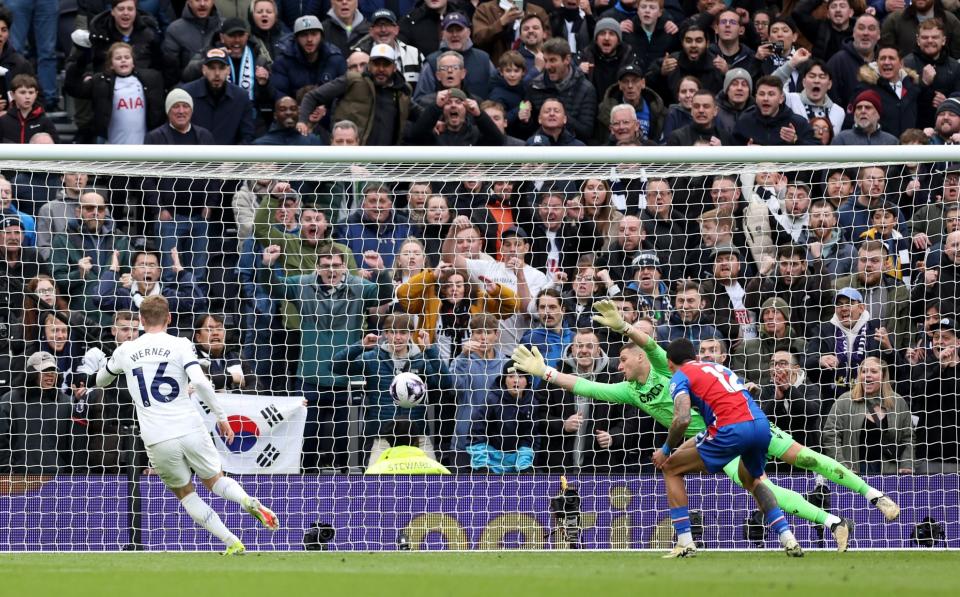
[592,299,630,334]
[510,345,558,382]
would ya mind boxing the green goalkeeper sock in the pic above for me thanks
[763,479,830,526]
[794,447,875,499]
[721,459,832,526]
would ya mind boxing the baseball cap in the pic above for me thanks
[441,12,470,30]
[372,9,398,24]
[934,316,958,334]
[617,64,644,80]
[369,43,397,63]
[1,214,22,230]
[836,287,864,303]
[712,243,741,259]
[294,15,323,34]
[221,17,249,35]
[631,251,660,268]
[26,351,58,373]
[203,47,230,65]
[501,226,529,240]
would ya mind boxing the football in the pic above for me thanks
[389,372,426,408]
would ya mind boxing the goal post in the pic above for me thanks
[0,145,957,551]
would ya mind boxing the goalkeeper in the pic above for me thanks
[511,300,899,552]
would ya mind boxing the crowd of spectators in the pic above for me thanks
[1,0,959,475]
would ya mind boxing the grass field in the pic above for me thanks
[0,551,956,597]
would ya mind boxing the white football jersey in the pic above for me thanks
[106,331,209,446]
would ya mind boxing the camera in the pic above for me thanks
[767,41,785,56]
[742,510,767,546]
[303,521,336,550]
[911,517,945,548]
[549,478,582,549]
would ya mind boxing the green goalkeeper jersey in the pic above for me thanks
[572,336,707,437]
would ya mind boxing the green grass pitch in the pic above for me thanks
[1,551,956,597]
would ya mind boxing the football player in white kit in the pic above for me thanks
[93,295,278,554]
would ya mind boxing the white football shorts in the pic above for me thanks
[145,429,222,488]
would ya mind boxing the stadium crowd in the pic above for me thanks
[0,0,959,475]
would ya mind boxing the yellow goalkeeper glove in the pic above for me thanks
[510,345,553,380]
[592,299,630,334]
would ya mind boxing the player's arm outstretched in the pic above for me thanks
[592,299,649,350]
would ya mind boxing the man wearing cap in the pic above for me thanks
[0,351,80,475]
[715,67,754,135]
[145,88,215,144]
[826,13,880,107]
[322,0,369,54]
[473,3,551,66]
[911,313,960,465]
[805,286,893,406]
[597,63,665,143]
[414,12,497,102]
[577,18,637,104]
[850,44,919,137]
[733,75,818,145]
[835,238,911,349]
[629,250,673,325]
[699,243,757,347]
[666,89,732,145]
[833,89,898,145]
[180,48,256,144]
[271,14,346,99]
[407,87,504,146]
[163,0,223,77]
[523,37,597,142]
[399,0,453,57]
[904,18,960,128]
[297,42,412,145]
[183,18,273,98]
[353,9,425,86]
[730,297,805,387]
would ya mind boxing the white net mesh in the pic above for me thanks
[0,150,957,551]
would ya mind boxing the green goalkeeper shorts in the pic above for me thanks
[766,424,795,460]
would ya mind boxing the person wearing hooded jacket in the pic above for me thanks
[0,351,86,475]
[465,361,538,474]
[271,15,347,99]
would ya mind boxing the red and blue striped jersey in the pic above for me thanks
[669,361,766,435]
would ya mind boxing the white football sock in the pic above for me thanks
[825,514,842,528]
[180,492,239,547]
[778,529,797,547]
[677,531,694,547]
[211,476,252,506]
[866,488,883,502]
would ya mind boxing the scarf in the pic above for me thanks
[229,46,256,102]
[438,299,471,358]
[831,311,871,391]
[798,89,835,119]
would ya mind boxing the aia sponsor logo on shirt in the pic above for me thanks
[117,96,145,110]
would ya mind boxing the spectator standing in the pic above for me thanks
[655,281,723,349]
[832,89,900,145]
[465,362,538,474]
[646,24,724,104]
[597,64,666,143]
[163,0,223,78]
[471,0,550,65]
[852,45,920,138]
[35,173,89,261]
[904,18,960,129]
[322,0,370,53]
[756,350,822,466]
[827,13,881,107]
[352,8,425,86]
[910,315,960,465]
[578,18,638,105]
[730,297,805,386]
[880,0,960,59]
[524,37,598,142]
[271,15,347,99]
[0,75,59,144]
[4,0,58,109]
[0,6,34,106]
[180,48,256,145]
[793,0,854,61]
[415,12,497,102]
[733,75,818,145]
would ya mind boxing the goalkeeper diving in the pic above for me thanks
[510,299,901,553]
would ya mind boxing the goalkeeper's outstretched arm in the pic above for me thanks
[509,345,580,391]
[592,299,650,348]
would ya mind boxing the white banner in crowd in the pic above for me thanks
[193,394,307,474]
